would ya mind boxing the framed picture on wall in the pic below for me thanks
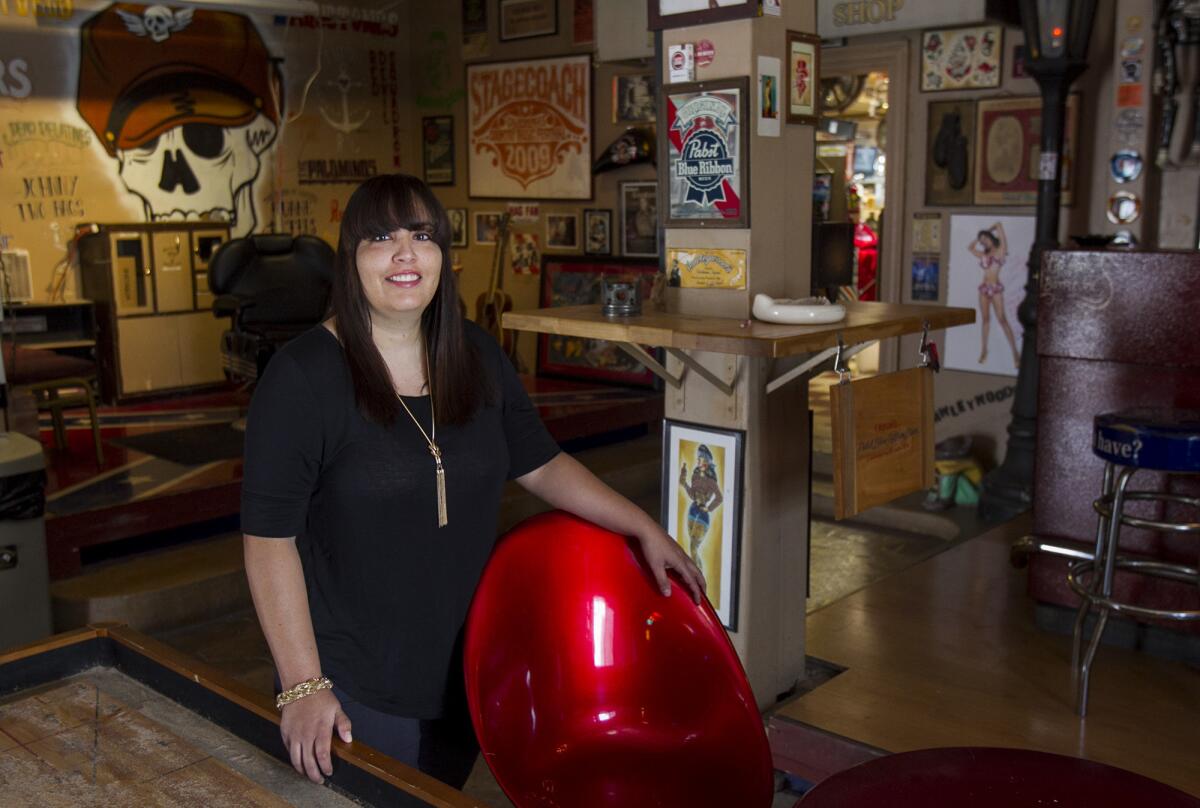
[647,0,760,30]
[583,209,612,254]
[619,180,658,257]
[421,116,454,185]
[975,94,1080,205]
[467,54,592,199]
[661,418,744,631]
[786,31,820,125]
[545,213,580,250]
[925,100,976,206]
[474,211,503,245]
[921,25,1003,92]
[499,0,558,41]
[447,208,468,247]
[538,256,661,386]
[613,74,656,123]
[660,77,749,228]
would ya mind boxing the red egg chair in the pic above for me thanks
[464,510,775,808]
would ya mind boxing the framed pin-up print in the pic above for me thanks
[662,419,744,630]
[786,31,821,125]
[660,77,749,228]
[648,0,760,30]
[467,54,592,199]
[974,94,1080,205]
[447,208,468,247]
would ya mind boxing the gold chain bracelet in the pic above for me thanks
[275,675,333,710]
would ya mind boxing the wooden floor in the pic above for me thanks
[770,514,1200,798]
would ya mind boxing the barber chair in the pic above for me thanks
[208,234,334,383]
[464,511,775,808]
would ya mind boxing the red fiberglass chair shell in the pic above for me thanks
[464,511,774,808]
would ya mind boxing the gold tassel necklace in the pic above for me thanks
[395,343,447,527]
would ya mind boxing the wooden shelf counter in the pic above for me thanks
[503,301,975,360]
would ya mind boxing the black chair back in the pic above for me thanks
[209,234,335,330]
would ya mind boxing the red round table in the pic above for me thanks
[798,747,1200,807]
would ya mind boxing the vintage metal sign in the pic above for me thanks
[663,78,748,228]
[467,54,591,199]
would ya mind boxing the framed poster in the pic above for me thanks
[421,116,454,186]
[944,214,1034,376]
[584,209,612,254]
[661,77,749,228]
[499,0,557,41]
[467,54,592,199]
[613,74,656,123]
[662,419,744,630]
[538,256,661,386]
[786,31,820,125]
[925,100,976,206]
[474,211,503,245]
[974,94,1080,205]
[447,208,468,247]
[921,25,1003,91]
[648,0,760,30]
[757,55,781,137]
[619,180,658,257]
[545,213,580,250]
[511,232,540,274]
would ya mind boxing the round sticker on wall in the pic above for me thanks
[1120,36,1144,58]
[1107,191,1141,224]
[696,39,715,67]
[1110,150,1143,182]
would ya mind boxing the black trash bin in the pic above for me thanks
[0,431,51,650]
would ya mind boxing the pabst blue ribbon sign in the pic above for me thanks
[666,82,745,224]
[468,55,591,199]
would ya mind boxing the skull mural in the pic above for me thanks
[77,3,281,237]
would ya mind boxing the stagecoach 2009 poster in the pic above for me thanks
[467,54,592,199]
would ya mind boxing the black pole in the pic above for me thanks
[977,65,1083,522]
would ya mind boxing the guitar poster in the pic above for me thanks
[467,54,592,199]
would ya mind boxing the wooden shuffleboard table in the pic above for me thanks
[0,625,487,807]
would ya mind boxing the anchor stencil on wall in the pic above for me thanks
[319,66,370,141]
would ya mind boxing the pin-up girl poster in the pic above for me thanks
[945,214,1033,376]
[663,420,743,629]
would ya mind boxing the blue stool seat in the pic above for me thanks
[1094,408,1200,472]
[1069,408,1200,717]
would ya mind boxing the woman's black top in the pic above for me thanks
[241,323,560,718]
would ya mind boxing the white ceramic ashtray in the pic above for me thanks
[752,294,846,324]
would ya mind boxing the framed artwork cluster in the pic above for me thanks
[538,256,661,387]
[924,94,1081,206]
[921,25,1003,92]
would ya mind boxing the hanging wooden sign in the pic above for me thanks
[830,367,935,519]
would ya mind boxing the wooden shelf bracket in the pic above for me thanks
[765,339,877,395]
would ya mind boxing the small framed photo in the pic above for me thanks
[421,116,454,185]
[583,209,612,255]
[660,77,749,228]
[613,74,656,123]
[786,31,821,125]
[474,211,503,245]
[921,25,1003,92]
[662,418,744,631]
[545,213,580,250]
[619,181,658,257]
[499,0,557,41]
[447,208,468,247]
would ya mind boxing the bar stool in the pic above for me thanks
[1068,408,1200,717]
[3,344,104,468]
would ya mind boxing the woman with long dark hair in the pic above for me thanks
[240,174,704,792]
